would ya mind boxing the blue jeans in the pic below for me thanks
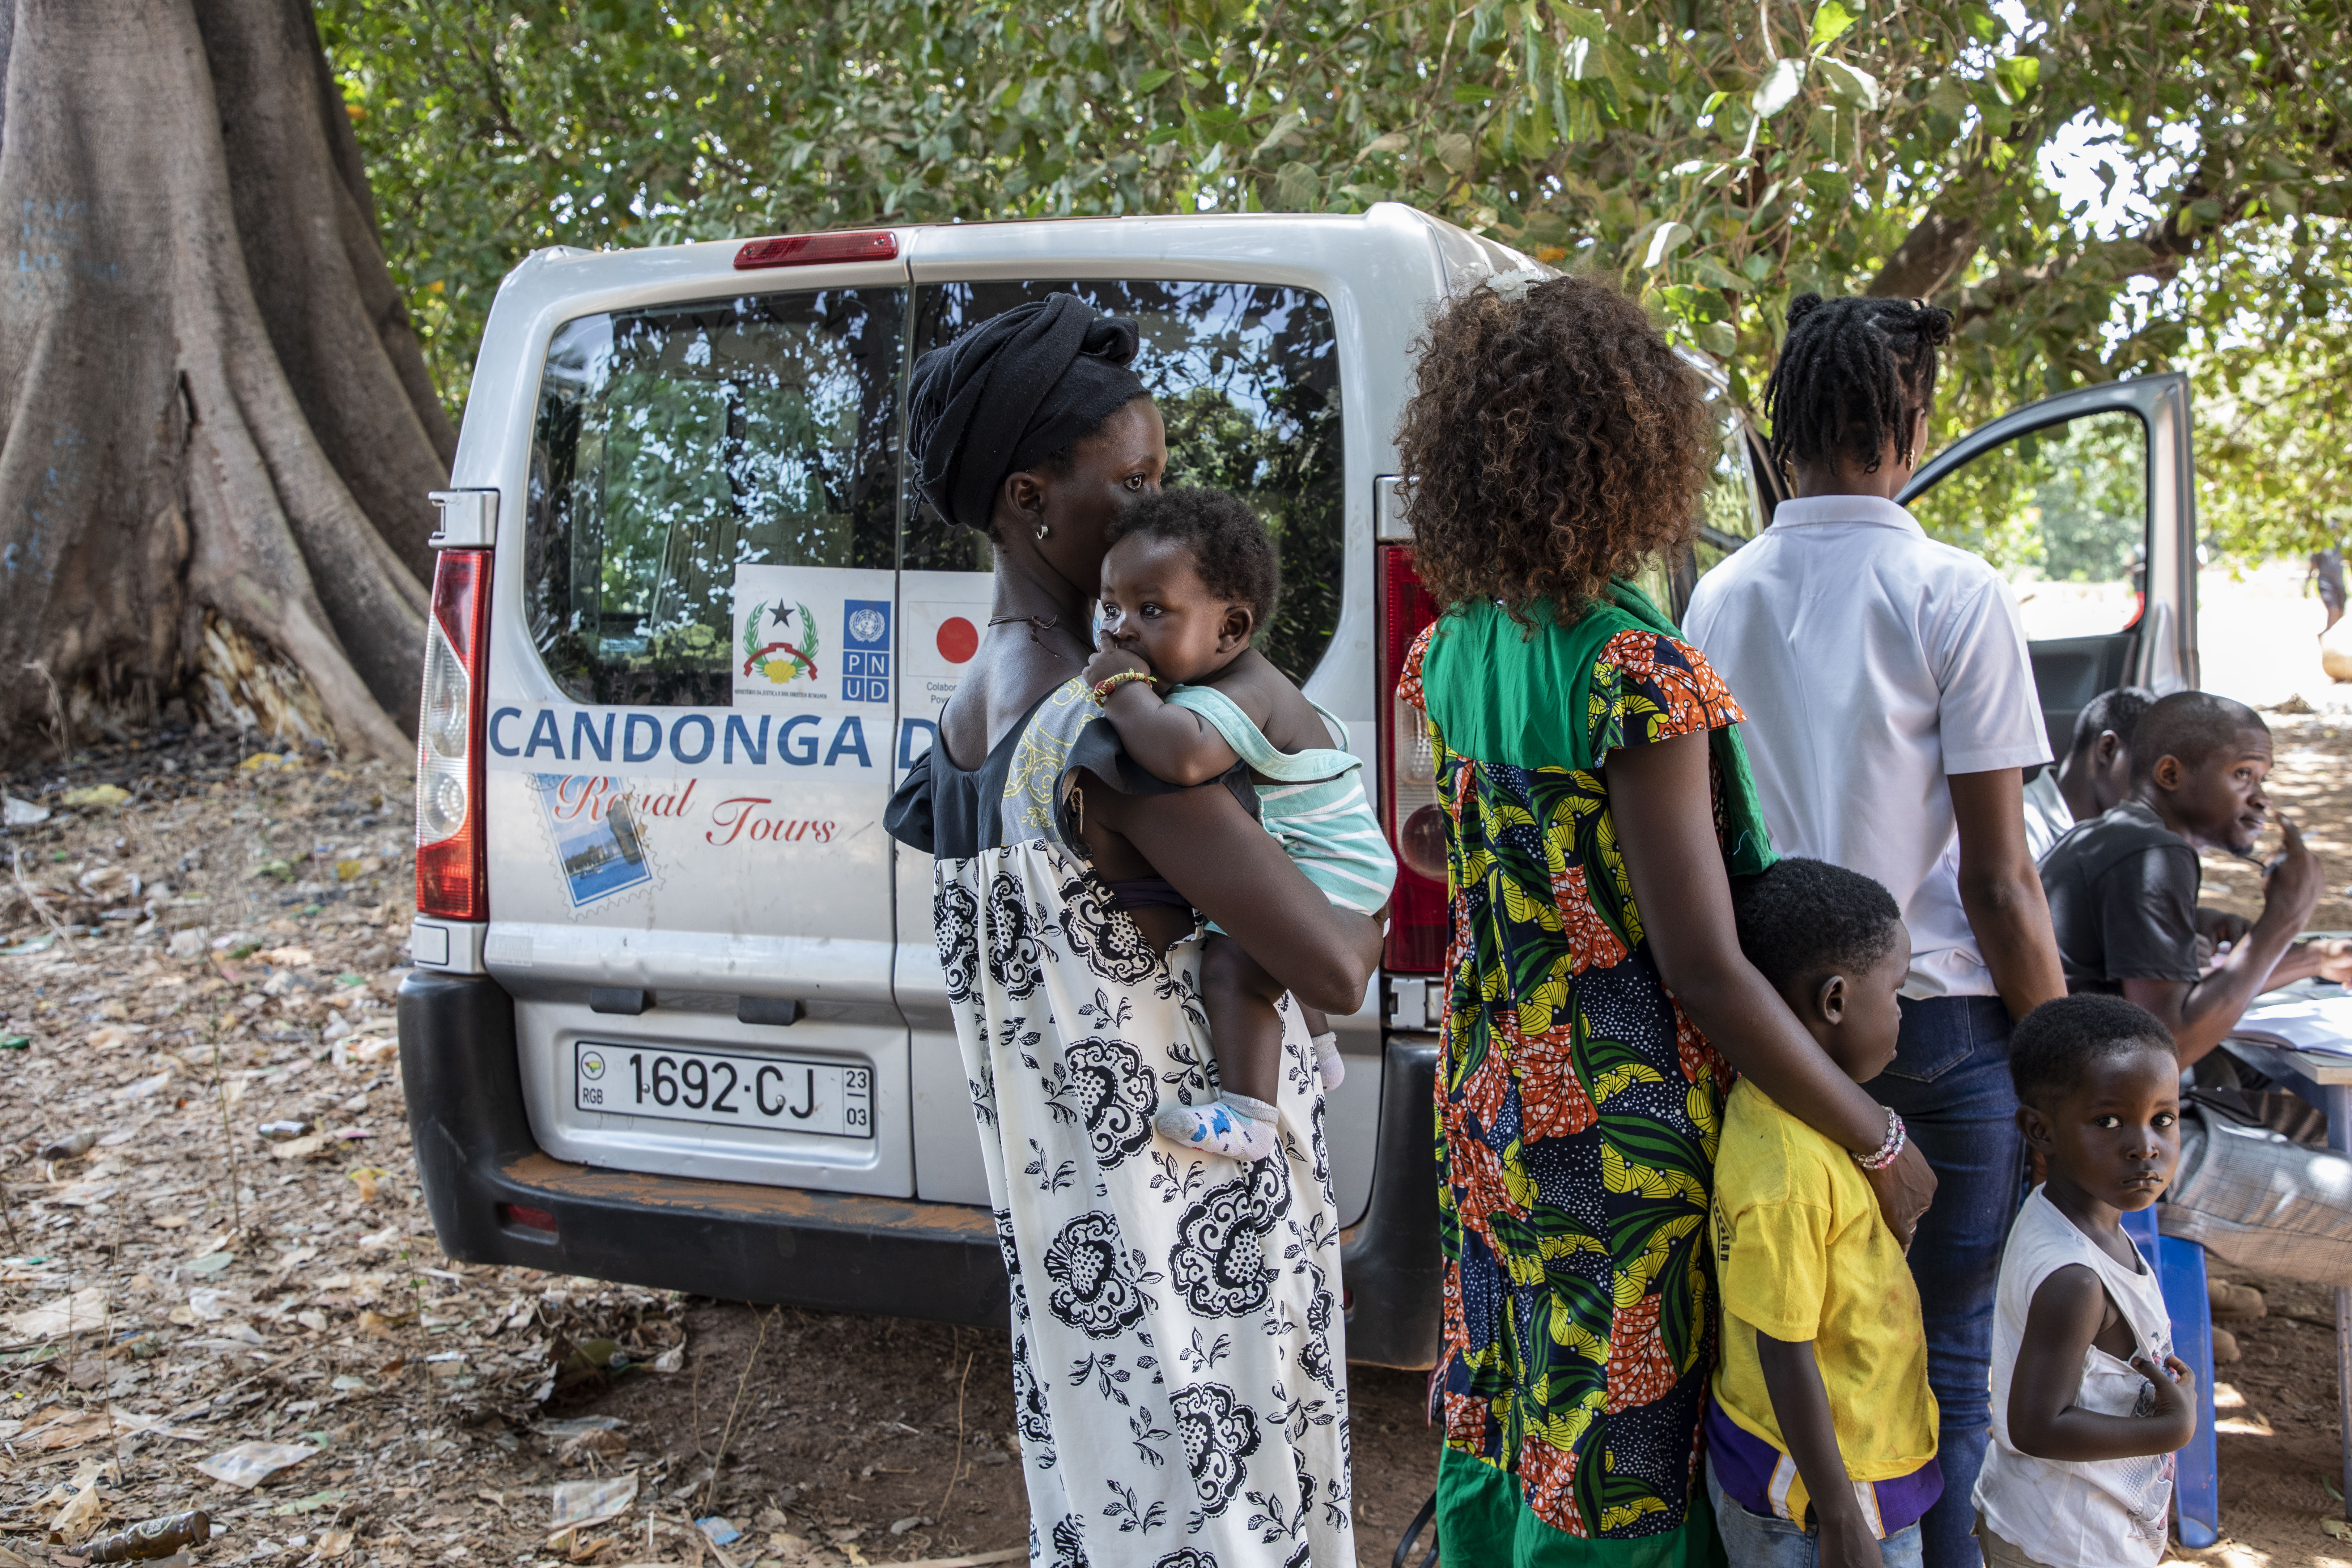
[1707,1456,1925,1568]
[1872,995,2023,1568]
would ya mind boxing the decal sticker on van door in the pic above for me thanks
[493,565,904,925]
[896,569,994,775]
[732,565,897,709]
[534,774,657,907]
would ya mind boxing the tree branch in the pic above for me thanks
[1951,163,2254,325]
[1867,210,1981,298]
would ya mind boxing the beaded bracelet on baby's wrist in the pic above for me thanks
[1090,668,1154,705]
[1852,1107,1908,1172]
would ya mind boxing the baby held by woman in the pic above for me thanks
[1081,488,1396,1160]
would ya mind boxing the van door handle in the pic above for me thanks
[737,997,803,1027]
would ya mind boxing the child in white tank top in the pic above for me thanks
[1973,995,2197,1568]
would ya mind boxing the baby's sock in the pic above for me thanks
[1155,1093,1281,1160]
[1310,1032,1345,1091]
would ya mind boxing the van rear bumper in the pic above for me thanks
[399,969,1440,1358]
[398,970,1012,1325]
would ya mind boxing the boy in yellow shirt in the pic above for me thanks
[1711,858,1941,1567]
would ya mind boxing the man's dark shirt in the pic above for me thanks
[2039,800,2204,994]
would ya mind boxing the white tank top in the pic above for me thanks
[1973,1188,2176,1567]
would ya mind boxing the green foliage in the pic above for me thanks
[1910,409,2149,578]
[1908,452,2049,574]
[2034,417,2146,582]
[2187,226,2352,559]
[1909,411,2147,579]
[320,0,2352,556]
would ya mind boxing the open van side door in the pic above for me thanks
[1898,372,2200,756]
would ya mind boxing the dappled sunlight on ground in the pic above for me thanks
[2201,559,2343,711]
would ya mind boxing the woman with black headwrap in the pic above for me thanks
[885,296,1375,1567]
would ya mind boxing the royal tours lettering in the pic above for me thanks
[705,798,840,847]
[537,774,840,852]
[544,775,700,824]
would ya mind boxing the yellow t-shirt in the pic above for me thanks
[1711,1080,1938,1523]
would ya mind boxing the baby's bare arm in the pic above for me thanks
[1103,686,1243,785]
[1080,644,1241,785]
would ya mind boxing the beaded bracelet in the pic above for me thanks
[1853,1107,1908,1171]
[1090,668,1155,705]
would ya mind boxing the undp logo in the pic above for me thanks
[841,599,891,703]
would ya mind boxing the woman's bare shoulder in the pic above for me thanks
[941,636,1084,766]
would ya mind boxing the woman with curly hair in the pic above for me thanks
[1395,272,1935,1564]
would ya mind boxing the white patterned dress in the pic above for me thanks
[886,679,1354,1568]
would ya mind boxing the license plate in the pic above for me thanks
[573,1041,872,1139]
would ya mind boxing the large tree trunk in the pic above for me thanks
[0,0,446,766]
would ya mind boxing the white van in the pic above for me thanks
[398,204,2199,1369]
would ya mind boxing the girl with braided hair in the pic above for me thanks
[1686,296,2069,1568]
[1760,292,1951,480]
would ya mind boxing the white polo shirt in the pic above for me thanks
[1684,494,2050,999]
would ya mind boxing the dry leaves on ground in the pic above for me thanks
[0,731,1046,1567]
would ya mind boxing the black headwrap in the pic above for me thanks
[907,294,1147,534]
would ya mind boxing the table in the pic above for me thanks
[2211,1036,2352,1524]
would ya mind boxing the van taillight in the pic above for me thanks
[415,549,491,922]
[1378,546,1446,973]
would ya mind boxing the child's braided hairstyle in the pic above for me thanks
[1762,294,1954,478]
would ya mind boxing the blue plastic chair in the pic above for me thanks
[2118,1205,2220,1548]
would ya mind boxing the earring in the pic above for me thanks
[1034,519,1051,541]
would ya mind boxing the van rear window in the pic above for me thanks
[526,289,903,706]
[908,281,1345,686]
[526,279,1345,702]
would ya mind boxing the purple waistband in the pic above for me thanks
[1106,876,1192,913]
[1705,1396,1942,1536]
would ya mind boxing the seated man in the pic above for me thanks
[2039,690,2352,1284]
[2022,685,2153,861]
[2032,684,2258,972]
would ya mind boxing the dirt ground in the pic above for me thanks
[5,576,2352,1568]
[0,728,1448,1568]
[2165,696,2352,1568]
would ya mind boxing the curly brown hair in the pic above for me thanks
[1394,273,1714,623]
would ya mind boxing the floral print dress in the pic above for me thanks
[886,678,1353,1568]
[1401,617,1752,1565]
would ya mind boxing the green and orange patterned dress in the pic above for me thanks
[1398,584,1775,1567]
